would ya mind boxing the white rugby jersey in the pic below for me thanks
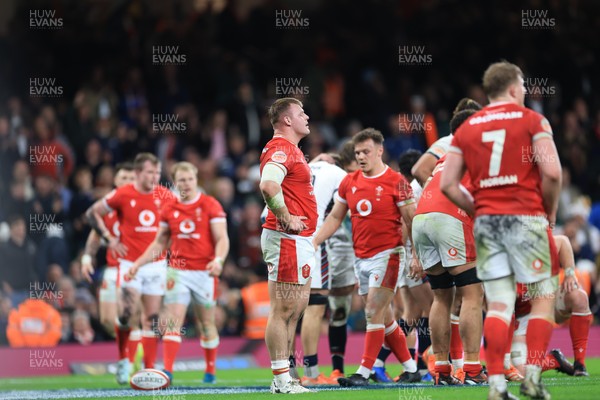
[310,160,351,248]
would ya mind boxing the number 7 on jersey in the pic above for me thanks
[482,129,506,177]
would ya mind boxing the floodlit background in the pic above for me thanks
[0,0,599,347]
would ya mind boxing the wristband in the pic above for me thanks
[81,254,92,265]
[215,257,224,266]
[564,267,575,277]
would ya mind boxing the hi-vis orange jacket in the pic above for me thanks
[7,299,62,347]
[241,281,270,339]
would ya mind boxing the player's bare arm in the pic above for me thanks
[81,230,102,282]
[259,163,307,234]
[411,152,438,186]
[399,202,422,278]
[534,137,562,227]
[440,152,474,217]
[206,221,229,277]
[313,200,348,250]
[128,224,170,278]
[309,153,335,165]
[554,234,579,293]
[86,199,128,257]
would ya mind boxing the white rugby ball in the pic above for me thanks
[130,368,170,390]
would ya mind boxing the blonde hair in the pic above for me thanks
[482,61,523,98]
[171,161,198,181]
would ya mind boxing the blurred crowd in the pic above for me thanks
[1,0,599,345]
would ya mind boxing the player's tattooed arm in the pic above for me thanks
[86,198,127,258]
[86,199,111,240]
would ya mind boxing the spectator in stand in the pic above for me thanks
[68,167,95,251]
[84,139,106,179]
[70,310,96,345]
[557,168,582,225]
[0,116,19,190]
[237,200,265,271]
[64,90,97,162]
[0,215,38,304]
[29,116,74,184]
[94,164,116,199]
[5,180,36,223]
[0,294,12,345]
[59,310,73,343]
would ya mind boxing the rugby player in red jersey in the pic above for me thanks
[81,163,137,365]
[441,61,562,400]
[128,161,229,384]
[413,109,485,386]
[259,98,317,394]
[87,153,176,384]
[314,128,420,387]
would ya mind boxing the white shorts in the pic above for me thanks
[310,245,327,290]
[99,267,118,302]
[412,213,476,270]
[164,268,217,307]
[326,243,356,290]
[355,247,404,296]
[397,244,424,288]
[261,229,315,285]
[118,259,167,296]
[474,215,559,283]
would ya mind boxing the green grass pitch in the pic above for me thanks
[1,360,599,399]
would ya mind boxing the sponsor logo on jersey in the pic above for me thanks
[469,111,523,125]
[135,210,158,232]
[179,220,195,233]
[356,199,373,216]
[139,210,155,226]
[271,151,287,163]
[177,219,200,239]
